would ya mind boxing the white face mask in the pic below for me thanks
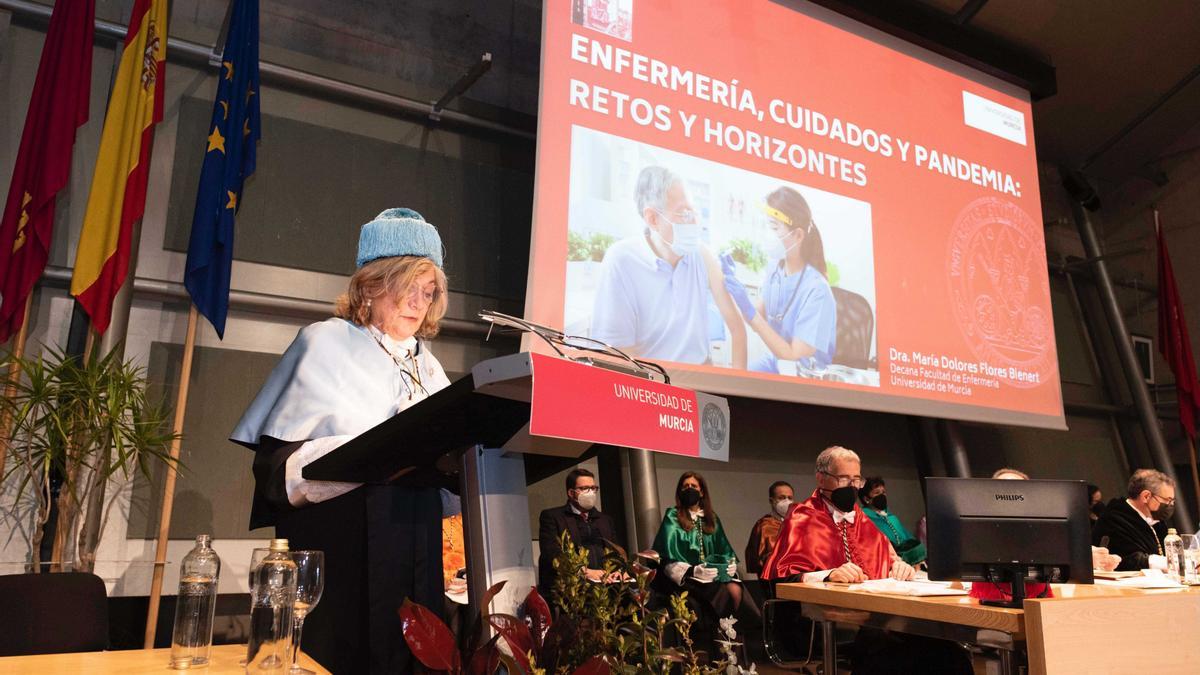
[763,229,800,260]
[773,498,793,518]
[654,210,702,256]
[575,490,598,511]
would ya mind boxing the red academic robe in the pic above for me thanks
[761,490,892,580]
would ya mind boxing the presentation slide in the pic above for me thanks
[525,0,1064,429]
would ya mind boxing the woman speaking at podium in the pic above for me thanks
[720,186,838,374]
[232,208,453,673]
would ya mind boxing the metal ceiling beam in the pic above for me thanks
[0,0,536,141]
[803,0,1056,100]
[952,0,989,26]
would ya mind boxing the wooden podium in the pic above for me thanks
[304,351,730,616]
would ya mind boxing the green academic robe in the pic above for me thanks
[863,507,927,565]
[652,507,738,567]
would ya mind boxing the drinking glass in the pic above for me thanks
[289,550,325,674]
[1182,534,1200,584]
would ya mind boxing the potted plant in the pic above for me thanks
[0,344,178,573]
[722,238,766,283]
[400,532,755,674]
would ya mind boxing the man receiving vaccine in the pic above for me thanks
[590,165,747,368]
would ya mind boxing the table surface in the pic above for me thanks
[0,644,329,674]
[774,580,1200,638]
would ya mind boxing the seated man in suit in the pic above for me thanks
[537,468,619,599]
[1093,468,1175,571]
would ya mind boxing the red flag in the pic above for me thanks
[1157,211,1200,439]
[0,0,96,341]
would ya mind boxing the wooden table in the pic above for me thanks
[776,581,1200,675]
[0,643,329,674]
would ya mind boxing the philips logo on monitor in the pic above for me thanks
[994,493,1025,502]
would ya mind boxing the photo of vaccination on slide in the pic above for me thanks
[527,0,1064,428]
[564,125,879,386]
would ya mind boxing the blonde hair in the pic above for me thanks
[334,256,448,339]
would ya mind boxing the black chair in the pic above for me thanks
[0,572,109,656]
[831,287,875,369]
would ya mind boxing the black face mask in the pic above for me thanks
[825,486,858,513]
[869,494,888,512]
[680,487,702,508]
[1154,503,1175,522]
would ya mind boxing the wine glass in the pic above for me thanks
[289,550,325,675]
[240,547,272,667]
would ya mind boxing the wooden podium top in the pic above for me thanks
[0,644,329,674]
[777,581,1200,675]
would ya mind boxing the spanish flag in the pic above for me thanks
[70,0,168,334]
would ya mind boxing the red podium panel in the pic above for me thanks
[528,353,728,461]
[304,352,730,484]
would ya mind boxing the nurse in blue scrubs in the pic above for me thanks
[720,186,838,373]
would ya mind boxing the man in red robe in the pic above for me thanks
[763,446,971,675]
[762,446,911,583]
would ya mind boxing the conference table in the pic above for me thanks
[777,581,1200,675]
[0,644,329,674]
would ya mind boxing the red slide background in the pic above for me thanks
[525,0,1063,427]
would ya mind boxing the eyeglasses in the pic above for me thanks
[820,471,864,489]
[572,485,601,494]
[655,208,698,225]
[403,281,441,306]
[1152,493,1176,506]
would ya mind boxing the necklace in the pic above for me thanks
[368,328,427,400]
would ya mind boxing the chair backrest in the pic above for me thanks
[831,287,874,368]
[0,572,109,656]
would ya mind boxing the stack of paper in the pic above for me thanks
[854,578,969,596]
[1094,569,1186,589]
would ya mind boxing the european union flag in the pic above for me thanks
[184,0,260,338]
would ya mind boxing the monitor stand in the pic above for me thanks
[979,563,1032,609]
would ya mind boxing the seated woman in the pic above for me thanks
[858,477,926,567]
[652,472,745,621]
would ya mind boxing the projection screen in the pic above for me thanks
[523,0,1065,430]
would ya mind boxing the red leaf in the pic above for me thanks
[399,598,462,672]
[467,581,510,649]
[467,634,502,675]
[489,613,534,672]
[523,586,552,649]
[571,655,610,675]
[480,580,507,618]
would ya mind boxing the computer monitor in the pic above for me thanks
[926,477,1093,608]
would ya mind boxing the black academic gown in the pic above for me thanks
[252,440,444,675]
[234,320,452,674]
[1092,497,1167,571]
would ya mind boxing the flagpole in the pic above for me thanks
[144,303,199,648]
[0,293,36,477]
[1188,436,1200,524]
